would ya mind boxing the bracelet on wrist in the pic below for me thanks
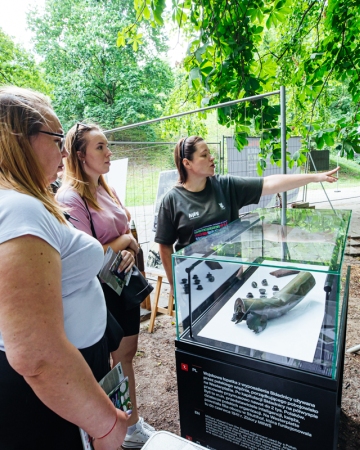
[92,413,118,441]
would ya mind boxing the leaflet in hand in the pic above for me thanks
[79,363,131,449]
[98,247,133,295]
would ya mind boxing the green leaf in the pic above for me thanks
[257,158,266,176]
[143,6,151,20]
[153,0,166,25]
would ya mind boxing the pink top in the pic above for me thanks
[57,185,129,245]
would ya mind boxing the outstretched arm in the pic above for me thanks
[261,167,339,196]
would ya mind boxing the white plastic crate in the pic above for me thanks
[142,431,207,450]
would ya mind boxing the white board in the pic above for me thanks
[106,158,128,202]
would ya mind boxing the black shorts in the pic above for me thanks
[0,336,109,449]
[101,283,140,337]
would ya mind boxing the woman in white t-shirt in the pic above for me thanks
[0,87,129,449]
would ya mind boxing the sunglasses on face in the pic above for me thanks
[38,130,65,152]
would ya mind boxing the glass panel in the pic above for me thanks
[173,208,351,379]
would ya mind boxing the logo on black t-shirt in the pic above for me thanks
[189,211,200,219]
[218,202,225,209]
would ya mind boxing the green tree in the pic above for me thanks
[28,0,173,131]
[0,29,50,93]
[160,69,208,141]
[119,0,360,168]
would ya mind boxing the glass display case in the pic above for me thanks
[173,208,351,378]
[173,208,351,450]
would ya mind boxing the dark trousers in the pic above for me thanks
[0,336,109,450]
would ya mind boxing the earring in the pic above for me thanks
[82,161,85,164]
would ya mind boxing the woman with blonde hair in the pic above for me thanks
[57,123,155,449]
[0,87,129,449]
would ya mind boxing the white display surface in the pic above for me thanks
[198,262,329,362]
[174,255,239,323]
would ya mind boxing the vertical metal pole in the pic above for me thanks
[335,152,341,192]
[187,269,193,338]
[280,86,288,261]
[280,86,287,225]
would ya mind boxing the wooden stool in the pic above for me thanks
[139,269,151,310]
[148,274,175,333]
[140,294,151,311]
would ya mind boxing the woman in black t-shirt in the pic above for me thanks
[155,136,339,296]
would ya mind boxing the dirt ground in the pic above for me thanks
[132,265,360,449]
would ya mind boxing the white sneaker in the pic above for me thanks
[122,418,156,448]
[138,417,155,432]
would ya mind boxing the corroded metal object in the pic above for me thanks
[231,272,316,333]
[270,269,300,278]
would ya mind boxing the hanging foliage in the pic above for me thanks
[117,0,360,170]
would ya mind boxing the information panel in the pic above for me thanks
[176,351,339,450]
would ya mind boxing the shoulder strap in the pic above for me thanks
[82,197,97,239]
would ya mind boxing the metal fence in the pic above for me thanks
[103,90,360,263]
[104,91,284,262]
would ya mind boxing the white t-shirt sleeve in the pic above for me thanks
[0,191,61,252]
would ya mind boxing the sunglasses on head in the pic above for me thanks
[74,122,91,143]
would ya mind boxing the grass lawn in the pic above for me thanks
[123,151,360,207]
[305,154,360,190]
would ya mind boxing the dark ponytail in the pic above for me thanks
[174,136,204,183]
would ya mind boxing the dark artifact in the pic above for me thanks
[181,278,187,284]
[260,295,267,298]
[194,279,201,285]
[246,292,254,298]
[206,272,212,278]
[261,279,268,286]
[259,288,266,295]
[270,269,300,278]
[272,285,279,291]
[193,274,198,279]
[251,281,257,288]
[208,275,215,282]
[205,261,223,270]
[196,285,203,290]
[231,272,316,333]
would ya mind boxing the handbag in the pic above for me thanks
[106,308,124,352]
[120,263,154,310]
[83,198,154,311]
